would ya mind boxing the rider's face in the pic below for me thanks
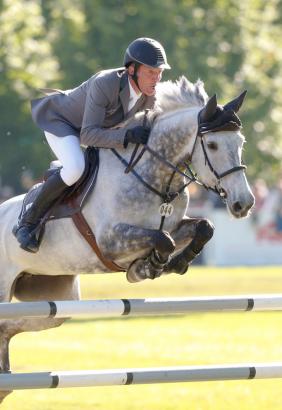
[129,64,163,96]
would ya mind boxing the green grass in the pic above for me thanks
[3,266,282,410]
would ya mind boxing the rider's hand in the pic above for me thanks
[124,126,150,148]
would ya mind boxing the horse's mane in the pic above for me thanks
[114,76,209,129]
[154,76,208,113]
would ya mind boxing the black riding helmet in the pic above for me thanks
[124,38,170,91]
[124,37,171,69]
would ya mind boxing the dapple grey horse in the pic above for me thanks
[0,76,254,402]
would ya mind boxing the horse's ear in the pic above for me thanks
[199,94,217,122]
[224,90,247,113]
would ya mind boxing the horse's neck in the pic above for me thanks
[136,107,200,190]
[150,107,199,160]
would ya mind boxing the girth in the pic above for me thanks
[70,199,124,272]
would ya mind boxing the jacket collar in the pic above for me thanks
[119,71,155,117]
[119,71,130,115]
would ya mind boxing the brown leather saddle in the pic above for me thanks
[19,147,124,272]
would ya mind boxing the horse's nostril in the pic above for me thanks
[233,201,242,212]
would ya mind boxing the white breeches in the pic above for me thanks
[45,132,85,186]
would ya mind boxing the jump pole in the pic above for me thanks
[1,294,282,319]
[0,363,282,390]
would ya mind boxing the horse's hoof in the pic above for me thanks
[164,258,190,275]
[0,390,12,404]
[126,257,163,283]
[126,258,148,283]
[175,262,190,275]
[0,369,13,401]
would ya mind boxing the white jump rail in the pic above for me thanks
[1,294,282,319]
[0,363,282,390]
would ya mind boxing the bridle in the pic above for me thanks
[186,110,247,199]
[112,108,246,205]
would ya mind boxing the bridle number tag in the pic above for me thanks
[159,203,174,217]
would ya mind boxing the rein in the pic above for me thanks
[122,110,197,191]
[113,109,197,207]
[112,146,195,233]
[124,109,150,174]
[112,148,195,203]
[112,107,247,229]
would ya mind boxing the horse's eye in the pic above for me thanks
[207,141,218,150]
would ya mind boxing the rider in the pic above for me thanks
[13,37,171,253]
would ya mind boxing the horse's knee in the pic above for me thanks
[196,219,214,242]
[154,230,175,257]
[188,219,214,255]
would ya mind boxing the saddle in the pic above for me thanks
[19,147,124,272]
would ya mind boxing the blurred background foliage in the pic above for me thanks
[0,0,281,192]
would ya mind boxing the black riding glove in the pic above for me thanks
[123,126,150,148]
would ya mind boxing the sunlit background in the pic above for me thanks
[0,2,282,409]
[1,0,281,264]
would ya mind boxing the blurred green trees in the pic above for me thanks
[0,0,281,192]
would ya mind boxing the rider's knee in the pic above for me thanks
[61,157,85,186]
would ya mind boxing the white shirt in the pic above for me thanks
[127,79,142,112]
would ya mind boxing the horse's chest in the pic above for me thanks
[116,190,187,232]
[158,203,185,231]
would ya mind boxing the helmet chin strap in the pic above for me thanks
[129,63,142,93]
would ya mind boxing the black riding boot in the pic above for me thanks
[13,172,68,253]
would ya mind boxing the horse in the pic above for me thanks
[0,76,254,402]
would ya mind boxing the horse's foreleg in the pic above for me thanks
[164,217,214,274]
[0,274,80,403]
[99,223,175,282]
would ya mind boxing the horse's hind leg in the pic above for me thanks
[0,264,22,402]
[164,217,214,274]
[0,314,69,403]
[0,322,12,404]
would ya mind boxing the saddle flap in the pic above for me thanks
[19,147,99,223]
[49,147,100,219]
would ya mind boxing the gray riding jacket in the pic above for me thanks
[31,68,155,149]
